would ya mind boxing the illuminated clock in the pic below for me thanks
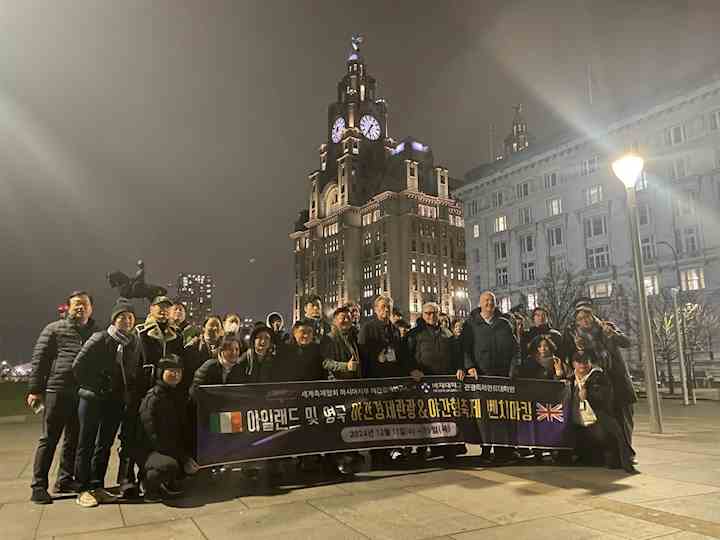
[359,115,381,140]
[331,117,345,143]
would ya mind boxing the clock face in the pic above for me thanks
[331,117,345,143]
[359,114,381,140]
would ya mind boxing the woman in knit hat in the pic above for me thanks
[72,297,141,507]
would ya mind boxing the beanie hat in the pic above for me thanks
[110,298,136,324]
[156,354,183,381]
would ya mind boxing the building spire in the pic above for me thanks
[348,33,364,62]
[504,104,529,157]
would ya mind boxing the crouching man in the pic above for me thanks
[136,355,199,502]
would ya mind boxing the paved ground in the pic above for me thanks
[2,399,719,540]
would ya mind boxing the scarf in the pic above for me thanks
[108,324,134,390]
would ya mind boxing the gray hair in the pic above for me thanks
[421,302,440,313]
[374,295,393,308]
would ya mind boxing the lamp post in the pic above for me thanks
[612,153,663,434]
[656,240,691,406]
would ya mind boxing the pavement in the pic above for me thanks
[1,399,720,540]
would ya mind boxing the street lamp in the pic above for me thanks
[612,153,663,434]
[656,240,692,406]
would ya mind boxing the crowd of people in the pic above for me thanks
[25,288,638,508]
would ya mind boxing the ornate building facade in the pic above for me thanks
[290,36,467,321]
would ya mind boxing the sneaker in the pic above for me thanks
[30,488,53,505]
[91,488,118,504]
[76,491,99,508]
[160,482,184,497]
[54,479,81,494]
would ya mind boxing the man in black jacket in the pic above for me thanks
[137,355,199,502]
[275,321,325,382]
[27,291,98,504]
[302,296,332,344]
[407,302,466,460]
[406,302,456,376]
[461,291,519,379]
[460,290,519,462]
[359,295,416,379]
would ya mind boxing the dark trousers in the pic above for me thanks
[614,403,635,457]
[117,399,140,489]
[142,452,180,494]
[75,396,123,490]
[31,391,79,490]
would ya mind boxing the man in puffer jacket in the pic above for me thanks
[136,355,199,502]
[28,291,98,505]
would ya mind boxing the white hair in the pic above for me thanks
[374,295,393,308]
[421,302,440,313]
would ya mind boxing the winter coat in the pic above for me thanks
[358,317,406,378]
[569,368,634,471]
[28,318,99,395]
[321,328,362,380]
[236,349,277,383]
[406,318,456,375]
[461,308,518,375]
[275,341,325,382]
[191,358,247,396]
[517,356,564,380]
[569,322,637,406]
[72,330,141,402]
[137,382,188,465]
[135,318,184,394]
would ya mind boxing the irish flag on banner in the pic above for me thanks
[209,411,244,434]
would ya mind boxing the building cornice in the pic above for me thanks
[454,79,720,201]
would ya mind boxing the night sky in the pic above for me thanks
[1,0,718,362]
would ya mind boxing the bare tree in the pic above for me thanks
[538,267,588,331]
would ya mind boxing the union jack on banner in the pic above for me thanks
[536,403,564,423]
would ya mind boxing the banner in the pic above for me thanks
[195,376,573,467]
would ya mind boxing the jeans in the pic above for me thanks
[75,396,123,490]
[31,391,79,490]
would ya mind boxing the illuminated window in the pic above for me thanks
[588,281,612,298]
[681,268,705,291]
[644,274,659,296]
[546,197,563,217]
[498,296,512,313]
[580,156,599,177]
[494,215,508,233]
[585,184,603,206]
[473,224,480,238]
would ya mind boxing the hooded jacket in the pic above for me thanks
[265,312,290,345]
[28,317,99,394]
[461,308,518,375]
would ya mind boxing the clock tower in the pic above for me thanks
[291,35,467,323]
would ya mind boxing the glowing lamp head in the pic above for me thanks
[612,153,645,189]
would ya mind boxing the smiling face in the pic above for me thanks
[67,294,92,324]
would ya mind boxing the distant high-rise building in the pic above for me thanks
[289,35,468,322]
[176,273,214,326]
